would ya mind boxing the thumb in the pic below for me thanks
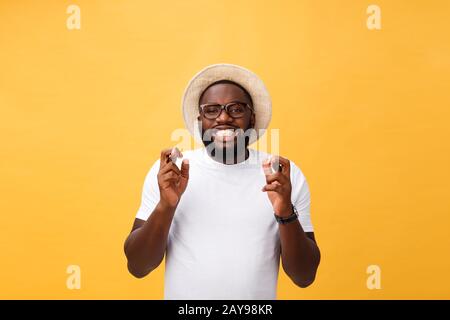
[180,159,190,179]
[262,158,272,177]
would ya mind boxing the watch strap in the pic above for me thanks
[274,204,299,224]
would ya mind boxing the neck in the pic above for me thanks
[207,145,249,165]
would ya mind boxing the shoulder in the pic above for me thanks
[289,160,306,181]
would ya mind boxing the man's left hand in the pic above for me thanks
[262,156,293,217]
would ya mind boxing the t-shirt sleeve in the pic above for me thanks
[289,161,314,232]
[135,159,161,221]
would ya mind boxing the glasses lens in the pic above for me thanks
[227,103,246,118]
[203,105,221,119]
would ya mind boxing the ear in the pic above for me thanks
[250,113,256,128]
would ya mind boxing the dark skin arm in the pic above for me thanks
[126,205,320,285]
[125,147,320,286]
[124,148,189,278]
[280,227,320,288]
[124,204,175,278]
[262,156,321,288]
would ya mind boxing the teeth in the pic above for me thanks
[216,129,235,137]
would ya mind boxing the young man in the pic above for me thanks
[124,64,321,299]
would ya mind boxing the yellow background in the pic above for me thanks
[1,0,449,299]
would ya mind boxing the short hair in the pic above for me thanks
[198,80,253,107]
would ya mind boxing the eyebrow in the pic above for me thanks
[200,100,248,105]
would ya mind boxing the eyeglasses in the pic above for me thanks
[199,102,254,120]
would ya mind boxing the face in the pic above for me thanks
[197,82,255,150]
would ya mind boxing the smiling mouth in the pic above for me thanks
[213,129,239,142]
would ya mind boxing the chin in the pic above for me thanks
[214,138,233,147]
[203,135,249,156]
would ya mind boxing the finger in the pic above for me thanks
[169,147,183,163]
[262,157,283,175]
[160,177,180,188]
[276,156,290,176]
[180,159,189,179]
[271,156,290,176]
[261,183,282,193]
[265,172,289,185]
[160,148,173,168]
[269,156,282,173]
[262,159,273,176]
[160,171,180,184]
[159,162,181,175]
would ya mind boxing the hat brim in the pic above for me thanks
[182,63,272,145]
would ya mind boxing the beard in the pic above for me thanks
[201,127,251,162]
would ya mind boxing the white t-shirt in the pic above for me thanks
[136,147,314,300]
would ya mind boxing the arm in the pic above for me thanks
[124,202,177,278]
[278,217,321,287]
[124,148,189,278]
[262,156,321,288]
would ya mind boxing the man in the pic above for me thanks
[124,64,321,299]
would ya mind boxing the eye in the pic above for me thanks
[203,105,221,114]
[227,103,246,114]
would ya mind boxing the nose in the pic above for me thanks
[215,107,233,123]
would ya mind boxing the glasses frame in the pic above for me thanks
[199,101,254,120]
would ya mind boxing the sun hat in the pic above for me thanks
[181,63,272,145]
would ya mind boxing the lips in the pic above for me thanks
[213,125,237,130]
[212,128,239,142]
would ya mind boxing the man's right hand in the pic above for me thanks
[157,148,189,208]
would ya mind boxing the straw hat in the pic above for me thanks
[181,63,272,144]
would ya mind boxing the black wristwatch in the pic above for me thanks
[274,204,299,224]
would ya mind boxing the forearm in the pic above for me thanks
[279,220,321,287]
[124,201,176,278]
